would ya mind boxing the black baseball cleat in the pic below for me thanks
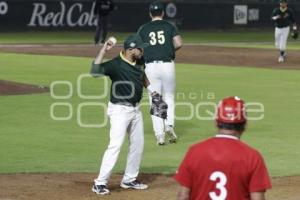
[166,126,177,143]
[92,184,110,195]
[120,180,148,190]
[169,138,177,143]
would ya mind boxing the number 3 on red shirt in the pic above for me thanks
[209,171,228,200]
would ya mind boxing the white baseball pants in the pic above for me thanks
[275,27,290,51]
[145,61,175,138]
[94,102,144,185]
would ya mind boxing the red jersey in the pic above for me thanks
[174,135,272,200]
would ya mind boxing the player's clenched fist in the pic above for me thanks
[103,36,117,51]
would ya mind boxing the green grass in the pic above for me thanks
[182,30,300,49]
[1,31,300,49]
[1,52,300,177]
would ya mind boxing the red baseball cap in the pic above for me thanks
[216,96,247,124]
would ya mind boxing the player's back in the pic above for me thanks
[137,20,179,63]
[181,135,269,200]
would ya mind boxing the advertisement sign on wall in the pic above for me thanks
[248,8,259,21]
[234,5,248,25]
[1,1,298,31]
[0,1,8,16]
[28,2,97,27]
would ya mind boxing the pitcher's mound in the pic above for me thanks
[0,173,299,200]
[0,80,49,95]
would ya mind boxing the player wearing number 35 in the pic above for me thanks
[175,97,272,200]
[137,1,183,146]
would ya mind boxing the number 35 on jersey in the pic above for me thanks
[149,31,165,45]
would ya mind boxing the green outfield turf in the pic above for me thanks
[0,52,300,177]
[0,31,300,49]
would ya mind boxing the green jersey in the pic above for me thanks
[137,20,179,63]
[91,52,145,106]
[272,7,296,28]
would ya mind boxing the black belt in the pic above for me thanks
[276,26,289,28]
[145,60,173,64]
[113,102,139,107]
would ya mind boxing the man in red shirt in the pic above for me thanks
[174,96,272,200]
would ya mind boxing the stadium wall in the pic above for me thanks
[0,0,299,31]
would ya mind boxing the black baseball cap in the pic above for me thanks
[149,1,164,12]
[124,35,149,50]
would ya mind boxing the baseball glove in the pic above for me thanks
[291,30,299,39]
[150,92,168,119]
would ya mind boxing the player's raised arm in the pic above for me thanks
[90,37,117,77]
[94,37,116,64]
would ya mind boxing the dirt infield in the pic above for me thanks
[0,173,300,200]
[0,44,300,69]
[1,44,300,199]
[0,80,48,95]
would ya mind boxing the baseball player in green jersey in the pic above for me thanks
[271,0,297,62]
[137,1,183,145]
[90,35,151,195]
